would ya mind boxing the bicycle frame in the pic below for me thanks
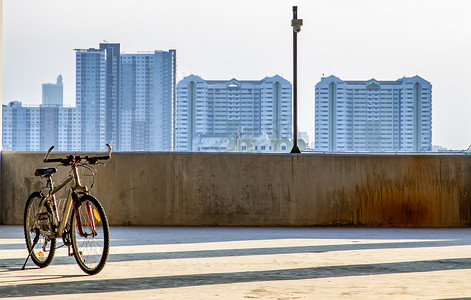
[34,161,92,239]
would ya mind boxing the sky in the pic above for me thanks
[3,0,471,150]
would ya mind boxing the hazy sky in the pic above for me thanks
[3,0,471,150]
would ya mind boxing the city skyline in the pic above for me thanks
[3,43,178,152]
[2,68,293,152]
[3,0,471,150]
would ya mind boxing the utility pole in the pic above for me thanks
[290,6,303,154]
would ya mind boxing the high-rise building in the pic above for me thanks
[315,75,432,152]
[39,105,81,151]
[2,101,27,151]
[27,107,40,151]
[57,106,81,151]
[119,50,176,151]
[39,106,59,149]
[99,43,120,148]
[42,75,63,106]
[2,101,79,151]
[75,44,176,151]
[75,48,106,151]
[175,75,292,151]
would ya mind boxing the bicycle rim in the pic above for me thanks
[24,192,56,268]
[71,195,109,275]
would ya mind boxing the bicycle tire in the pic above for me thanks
[71,194,110,275]
[23,192,56,268]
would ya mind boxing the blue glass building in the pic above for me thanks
[119,50,176,151]
[42,75,63,106]
[75,48,106,151]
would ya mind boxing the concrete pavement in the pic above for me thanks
[2,226,471,299]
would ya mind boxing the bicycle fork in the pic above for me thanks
[73,194,97,237]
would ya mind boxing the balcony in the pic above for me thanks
[1,151,471,227]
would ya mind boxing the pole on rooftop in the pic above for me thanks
[290,6,302,153]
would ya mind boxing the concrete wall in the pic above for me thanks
[0,1,4,225]
[2,151,471,227]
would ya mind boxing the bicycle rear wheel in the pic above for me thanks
[71,195,109,275]
[23,192,56,268]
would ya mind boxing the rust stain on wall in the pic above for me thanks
[457,162,471,225]
[332,156,471,227]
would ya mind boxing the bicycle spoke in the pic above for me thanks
[71,195,109,275]
[24,192,56,268]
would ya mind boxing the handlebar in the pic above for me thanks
[90,144,112,161]
[43,146,60,163]
[43,144,112,165]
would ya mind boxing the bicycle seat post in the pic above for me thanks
[46,175,53,191]
[44,174,60,233]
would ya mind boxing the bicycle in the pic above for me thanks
[22,144,112,275]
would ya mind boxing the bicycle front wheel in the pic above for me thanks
[24,192,56,268]
[71,195,110,275]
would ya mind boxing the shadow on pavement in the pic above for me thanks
[2,258,471,297]
[2,238,470,269]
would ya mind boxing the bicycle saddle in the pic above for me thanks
[34,168,57,177]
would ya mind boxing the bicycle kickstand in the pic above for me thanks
[21,228,40,270]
